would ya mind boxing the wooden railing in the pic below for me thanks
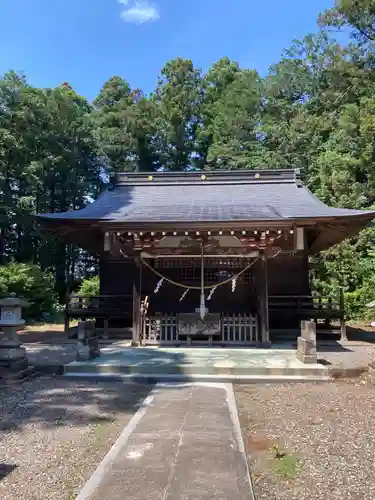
[141,313,259,346]
[143,314,179,345]
[67,294,132,317]
[268,295,344,318]
[221,313,258,344]
[67,293,345,322]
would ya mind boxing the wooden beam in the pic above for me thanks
[259,254,270,346]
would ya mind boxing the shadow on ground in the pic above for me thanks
[0,349,190,434]
[0,464,17,481]
[0,377,153,434]
[317,342,351,353]
[346,325,375,343]
[18,327,76,344]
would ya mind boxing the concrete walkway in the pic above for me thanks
[76,383,254,500]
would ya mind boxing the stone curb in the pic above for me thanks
[328,366,368,378]
[63,372,332,384]
[225,383,256,500]
[75,391,156,500]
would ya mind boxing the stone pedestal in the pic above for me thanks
[340,319,348,343]
[0,295,30,382]
[76,321,100,361]
[296,320,317,364]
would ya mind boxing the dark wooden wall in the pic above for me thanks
[99,252,310,328]
[100,256,137,296]
[267,253,309,296]
[99,256,137,328]
[267,253,310,330]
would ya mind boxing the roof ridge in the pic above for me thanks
[115,169,301,186]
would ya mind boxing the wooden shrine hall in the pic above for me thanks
[37,169,375,347]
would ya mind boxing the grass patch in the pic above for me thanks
[91,420,114,440]
[269,453,301,480]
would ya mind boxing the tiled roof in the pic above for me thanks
[37,169,374,223]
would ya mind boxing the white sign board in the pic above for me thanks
[1,308,16,322]
[0,306,23,326]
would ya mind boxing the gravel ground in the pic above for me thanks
[319,342,375,369]
[25,344,77,366]
[235,381,375,500]
[0,377,152,500]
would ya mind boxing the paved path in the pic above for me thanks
[77,383,254,500]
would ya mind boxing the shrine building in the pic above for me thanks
[37,169,375,347]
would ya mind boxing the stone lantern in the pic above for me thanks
[0,294,30,380]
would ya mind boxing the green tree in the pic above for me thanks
[319,0,375,43]
[94,77,159,172]
[0,262,55,319]
[205,70,263,169]
[153,58,203,171]
[77,275,100,296]
[197,57,241,168]
[0,71,101,300]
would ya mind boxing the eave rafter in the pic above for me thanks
[39,220,104,254]
[103,227,298,258]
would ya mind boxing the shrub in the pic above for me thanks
[77,275,100,296]
[344,290,364,320]
[0,262,56,320]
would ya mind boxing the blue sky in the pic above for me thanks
[0,0,333,101]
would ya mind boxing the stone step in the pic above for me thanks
[64,361,329,380]
[0,365,38,386]
[64,372,331,383]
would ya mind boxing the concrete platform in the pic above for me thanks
[64,346,331,382]
[76,383,254,500]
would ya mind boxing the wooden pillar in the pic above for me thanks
[339,287,347,342]
[132,261,143,347]
[103,319,109,340]
[64,300,70,334]
[132,284,141,346]
[259,254,270,346]
[64,285,70,334]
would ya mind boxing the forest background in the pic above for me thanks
[1,0,375,320]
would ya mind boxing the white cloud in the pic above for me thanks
[118,0,160,24]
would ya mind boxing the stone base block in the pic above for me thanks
[0,346,27,361]
[297,337,316,355]
[296,337,317,364]
[76,350,99,361]
[0,357,29,372]
[258,341,272,349]
[0,355,30,385]
[0,338,22,348]
[0,367,35,385]
[76,339,100,361]
[296,352,318,364]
